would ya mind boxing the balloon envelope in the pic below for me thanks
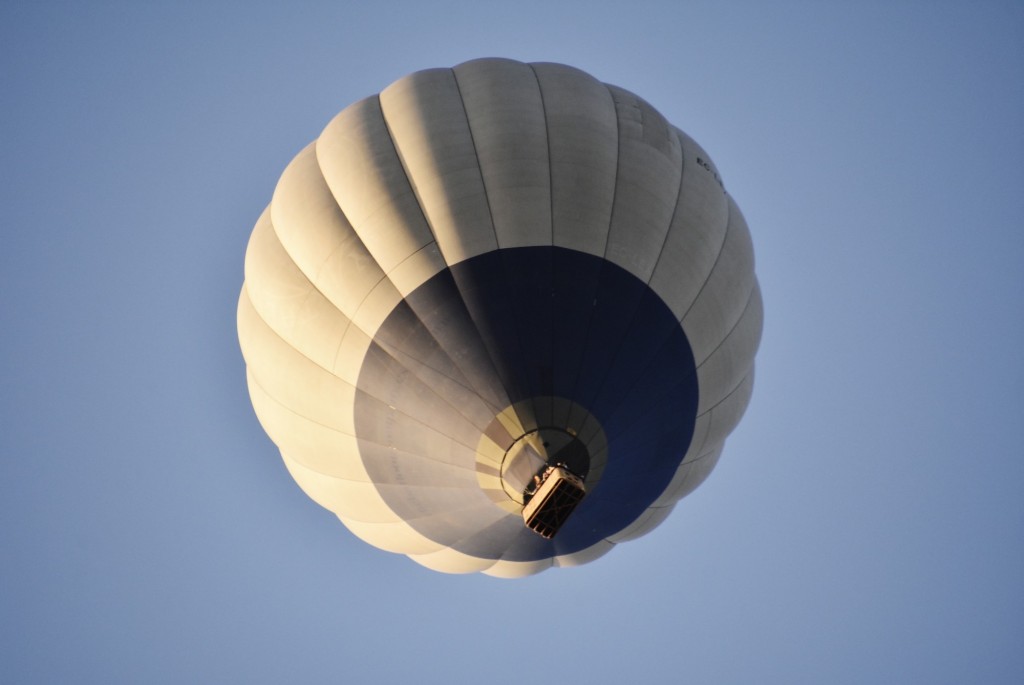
[238,58,762,577]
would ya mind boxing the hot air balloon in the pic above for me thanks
[237,58,762,577]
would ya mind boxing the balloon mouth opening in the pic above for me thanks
[500,428,590,505]
[473,398,609,515]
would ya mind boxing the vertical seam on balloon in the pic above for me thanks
[572,118,687,432]
[646,127,689,288]
[417,67,535,430]
[374,87,521,418]
[260,193,511,453]
[528,63,555,249]
[530,63,558,429]
[678,190,732,325]
[441,64,548,438]
[693,258,759,367]
[564,81,621,419]
[376,94,442,252]
[246,367,484,481]
[449,64,534,393]
[367,246,513,417]
[266,169,494,427]
[601,84,621,261]
[263,186,364,377]
[449,67,499,250]
[308,104,407,364]
[272,144,392,320]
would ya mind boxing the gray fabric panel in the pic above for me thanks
[604,84,683,282]
[532,62,618,257]
[453,58,552,249]
[380,67,498,265]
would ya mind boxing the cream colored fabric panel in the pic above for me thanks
[483,557,554,578]
[408,547,501,574]
[362,408,483,470]
[532,62,617,257]
[317,95,435,275]
[330,317,374,389]
[683,194,756,365]
[453,58,552,249]
[648,128,730,321]
[238,288,356,434]
[338,516,447,555]
[244,207,352,373]
[373,341,502,432]
[246,370,367,481]
[553,539,615,567]
[695,282,763,414]
[385,242,447,297]
[281,453,403,524]
[380,68,497,266]
[270,143,386,319]
[604,85,683,282]
[348,276,403,342]
[607,503,675,542]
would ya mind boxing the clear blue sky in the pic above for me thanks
[2,2,1022,683]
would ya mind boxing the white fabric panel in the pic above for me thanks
[648,128,730,321]
[376,341,503,432]
[281,454,403,524]
[360,442,484,486]
[317,96,436,275]
[380,68,498,266]
[696,282,763,414]
[270,143,386,319]
[683,194,756,365]
[607,503,676,542]
[332,317,374,387]
[238,289,356,434]
[408,547,501,574]
[348,495,509,557]
[244,207,353,374]
[553,539,615,567]
[453,58,552,249]
[533,62,617,257]
[245,370,367,481]
[385,242,447,298]
[338,516,447,555]
[483,558,555,578]
[348,276,403,341]
[604,85,683,283]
